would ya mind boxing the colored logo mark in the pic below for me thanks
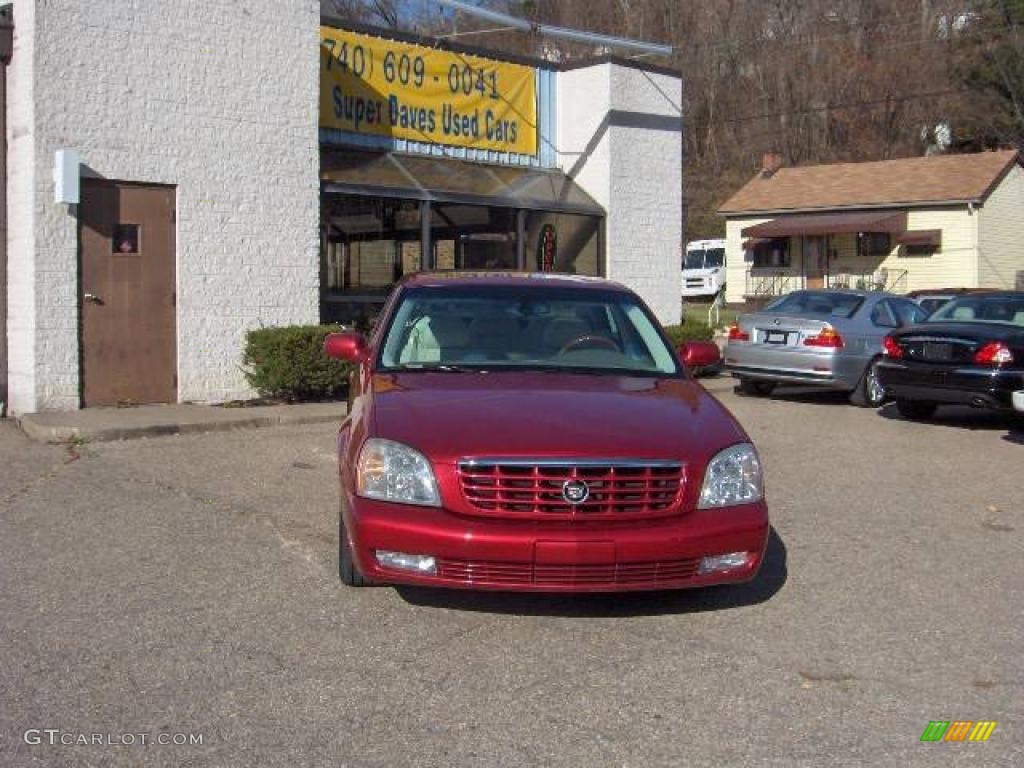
[920,721,996,742]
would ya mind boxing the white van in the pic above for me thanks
[682,239,726,298]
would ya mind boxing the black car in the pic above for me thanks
[876,292,1024,420]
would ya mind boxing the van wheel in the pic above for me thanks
[896,398,937,421]
[339,518,372,587]
[738,378,776,396]
[850,357,886,408]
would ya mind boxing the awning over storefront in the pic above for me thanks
[741,210,907,238]
[895,229,942,247]
[321,150,605,217]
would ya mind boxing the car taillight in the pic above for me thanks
[974,341,1014,365]
[803,326,844,348]
[728,324,750,342]
[882,335,903,359]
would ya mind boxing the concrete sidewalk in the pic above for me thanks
[17,401,347,443]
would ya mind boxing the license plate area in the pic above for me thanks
[761,330,790,345]
[922,341,953,361]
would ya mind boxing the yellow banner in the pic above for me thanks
[320,27,538,156]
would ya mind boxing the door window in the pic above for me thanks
[869,300,898,328]
[113,224,140,254]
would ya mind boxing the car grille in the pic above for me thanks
[436,557,700,587]
[456,459,685,519]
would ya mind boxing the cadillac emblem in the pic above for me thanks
[561,479,590,504]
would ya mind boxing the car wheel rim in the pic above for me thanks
[867,364,884,405]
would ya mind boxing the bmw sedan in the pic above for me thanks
[324,273,769,593]
[876,291,1024,420]
[724,289,929,407]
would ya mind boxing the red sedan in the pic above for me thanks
[325,273,768,592]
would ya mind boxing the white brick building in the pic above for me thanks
[2,2,682,414]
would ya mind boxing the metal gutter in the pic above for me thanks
[434,0,673,57]
[1,4,13,414]
[719,200,979,218]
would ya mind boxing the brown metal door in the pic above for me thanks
[80,181,176,406]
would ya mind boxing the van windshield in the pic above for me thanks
[682,248,724,270]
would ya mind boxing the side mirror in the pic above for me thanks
[324,332,369,363]
[679,340,721,371]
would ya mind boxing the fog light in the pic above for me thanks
[375,550,437,575]
[698,551,753,575]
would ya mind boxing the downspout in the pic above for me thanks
[968,200,978,287]
[0,6,13,415]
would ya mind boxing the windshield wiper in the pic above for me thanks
[392,364,489,373]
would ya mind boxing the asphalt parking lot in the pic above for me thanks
[1,378,1021,767]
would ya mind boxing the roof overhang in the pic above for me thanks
[741,210,907,238]
[321,150,605,217]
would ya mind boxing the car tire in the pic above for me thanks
[895,398,938,421]
[849,357,886,408]
[738,378,776,396]
[339,517,372,587]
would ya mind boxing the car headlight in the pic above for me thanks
[356,438,440,507]
[698,443,763,509]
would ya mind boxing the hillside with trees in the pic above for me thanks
[322,0,1024,240]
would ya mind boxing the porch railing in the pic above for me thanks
[827,268,908,294]
[745,272,805,299]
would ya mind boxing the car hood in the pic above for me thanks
[367,371,747,465]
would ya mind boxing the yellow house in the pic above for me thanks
[718,150,1024,305]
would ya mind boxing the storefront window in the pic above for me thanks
[429,205,517,270]
[524,211,600,276]
[321,194,604,324]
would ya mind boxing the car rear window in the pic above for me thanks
[927,295,1024,325]
[763,291,865,319]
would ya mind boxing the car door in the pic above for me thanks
[853,298,902,365]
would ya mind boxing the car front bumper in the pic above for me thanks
[342,492,769,592]
[876,359,1024,410]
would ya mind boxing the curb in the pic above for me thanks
[18,406,345,444]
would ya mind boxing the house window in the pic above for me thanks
[751,238,790,268]
[859,232,891,257]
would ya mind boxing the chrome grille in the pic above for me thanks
[456,458,685,519]
[437,557,700,587]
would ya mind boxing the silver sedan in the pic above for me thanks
[724,290,929,407]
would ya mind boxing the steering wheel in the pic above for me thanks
[558,334,622,355]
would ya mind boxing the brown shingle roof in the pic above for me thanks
[718,150,1020,215]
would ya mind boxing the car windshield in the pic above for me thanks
[763,291,865,319]
[378,286,680,376]
[927,295,1024,325]
[704,248,725,268]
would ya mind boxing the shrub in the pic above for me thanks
[242,325,352,401]
[662,320,715,346]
